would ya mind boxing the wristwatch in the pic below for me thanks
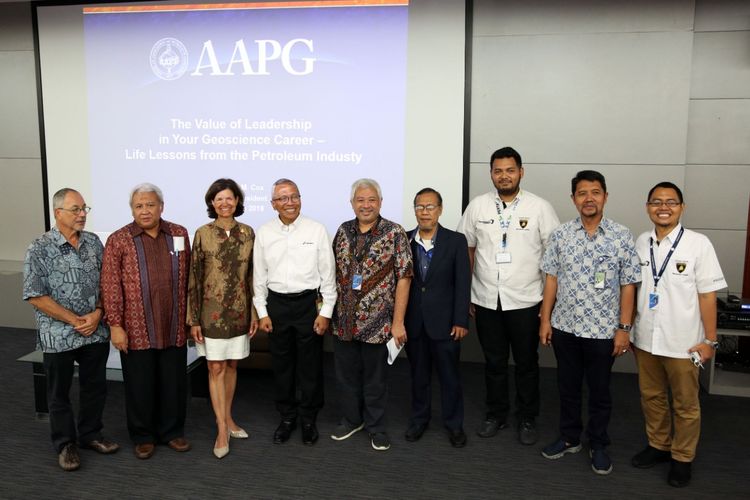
[703,338,719,349]
[617,323,632,332]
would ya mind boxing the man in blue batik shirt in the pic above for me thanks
[23,188,119,471]
[538,171,641,476]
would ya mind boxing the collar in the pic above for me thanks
[574,216,608,235]
[650,222,683,245]
[211,220,239,234]
[494,189,523,206]
[412,224,439,244]
[51,226,80,247]
[353,215,382,236]
[275,214,302,232]
[131,219,169,237]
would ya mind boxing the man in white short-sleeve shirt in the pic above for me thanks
[457,146,559,445]
[630,182,727,488]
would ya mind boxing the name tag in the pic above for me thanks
[352,274,363,291]
[649,292,659,310]
[594,271,605,289]
[496,252,512,264]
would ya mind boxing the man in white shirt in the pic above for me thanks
[457,147,559,445]
[253,178,337,446]
[631,182,727,488]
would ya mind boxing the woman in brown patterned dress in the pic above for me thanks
[187,178,257,459]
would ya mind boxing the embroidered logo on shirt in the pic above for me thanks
[675,261,687,273]
[519,218,529,229]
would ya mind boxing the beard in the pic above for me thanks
[496,185,520,198]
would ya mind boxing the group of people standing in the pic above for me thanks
[23,146,725,489]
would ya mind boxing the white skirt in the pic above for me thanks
[196,334,250,361]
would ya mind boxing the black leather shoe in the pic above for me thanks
[476,419,507,438]
[273,420,296,444]
[82,438,120,454]
[668,459,692,488]
[404,422,428,442]
[449,429,467,448]
[632,445,671,468]
[302,423,319,446]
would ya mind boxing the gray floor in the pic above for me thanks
[1,326,748,499]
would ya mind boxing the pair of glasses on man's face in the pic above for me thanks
[272,194,301,204]
[647,200,681,208]
[58,206,92,215]
[414,205,439,212]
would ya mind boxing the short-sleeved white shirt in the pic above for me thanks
[457,190,560,311]
[632,224,727,358]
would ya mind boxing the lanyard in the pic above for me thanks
[352,217,380,264]
[494,195,520,249]
[649,226,684,290]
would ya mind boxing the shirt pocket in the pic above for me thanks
[597,254,619,285]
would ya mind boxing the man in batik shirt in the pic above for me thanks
[24,188,119,471]
[330,178,413,451]
[101,183,192,460]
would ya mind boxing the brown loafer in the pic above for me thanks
[134,443,155,460]
[167,437,191,452]
[82,438,120,454]
[58,443,80,471]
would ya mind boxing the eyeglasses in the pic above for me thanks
[58,206,91,215]
[647,200,681,208]
[414,204,439,212]
[272,194,301,204]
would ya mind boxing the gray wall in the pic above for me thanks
[1,1,748,370]
[0,2,42,328]
[460,0,750,369]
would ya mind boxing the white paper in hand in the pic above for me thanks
[386,337,403,365]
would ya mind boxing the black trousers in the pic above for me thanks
[334,338,388,434]
[43,341,109,453]
[474,301,540,422]
[120,345,187,445]
[405,328,464,431]
[267,291,323,424]
[551,328,615,449]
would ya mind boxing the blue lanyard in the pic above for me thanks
[649,227,684,290]
[494,196,520,249]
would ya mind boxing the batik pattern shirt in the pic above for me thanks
[23,227,109,353]
[332,217,413,344]
[187,221,256,339]
[101,220,190,350]
[541,217,641,339]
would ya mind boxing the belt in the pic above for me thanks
[268,289,317,299]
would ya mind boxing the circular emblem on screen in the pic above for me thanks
[150,38,189,80]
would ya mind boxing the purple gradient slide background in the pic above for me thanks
[83,4,408,235]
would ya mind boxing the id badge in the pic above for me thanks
[649,292,659,310]
[594,271,605,289]
[496,252,512,264]
[352,274,363,290]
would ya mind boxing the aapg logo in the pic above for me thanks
[150,38,189,80]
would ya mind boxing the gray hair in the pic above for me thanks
[129,183,164,206]
[350,178,382,201]
[52,188,80,209]
[272,178,299,193]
